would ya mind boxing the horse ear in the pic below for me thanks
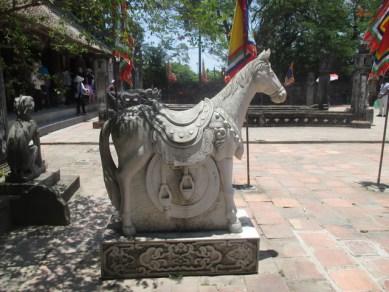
[264,49,271,60]
[258,49,271,60]
[257,50,266,60]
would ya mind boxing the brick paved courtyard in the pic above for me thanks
[1,118,389,291]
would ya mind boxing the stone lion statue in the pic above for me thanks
[6,95,46,182]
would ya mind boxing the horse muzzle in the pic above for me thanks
[270,88,287,104]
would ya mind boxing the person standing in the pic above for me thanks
[378,79,389,117]
[74,75,88,115]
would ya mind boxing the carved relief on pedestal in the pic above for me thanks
[102,238,258,278]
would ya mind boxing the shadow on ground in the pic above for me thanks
[0,195,122,290]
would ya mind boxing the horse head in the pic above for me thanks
[252,49,287,104]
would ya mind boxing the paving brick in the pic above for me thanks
[322,198,354,207]
[374,238,389,253]
[363,258,389,279]
[234,196,248,208]
[242,194,271,202]
[343,240,380,257]
[252,207,286,225]
[199,276,246,291]
[351,217,388,233]
[384,279,389,291]
[198,286,219,292]
[264,239,307,258]
[286,280,334,292]
[298,232,338,250]
[325,224,362,240]
[289,218,322,231]
[276,258,324,281]
[314,248,355,269]
[260,224,295,239]
[272,198,301,208]
[171,277,199,292]
[257,257,280,274]
[218,287,247,292]
[245,274,289,292]
[329,268,379,291]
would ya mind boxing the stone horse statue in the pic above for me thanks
[7,95,46,182]
[99,49,286,236]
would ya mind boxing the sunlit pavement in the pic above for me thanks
[1,115,389,291]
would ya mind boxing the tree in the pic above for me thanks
[131,0,235,61]
[142,45,167,89]
[171,63,197,83]
[251,0,381,79]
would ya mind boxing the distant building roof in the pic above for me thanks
[19,3,111,55]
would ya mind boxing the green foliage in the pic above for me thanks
[142,45,167,89]
[134,0,234,60]
[251,0,381,79]
[171,63,197,83]
[0,0,132,101]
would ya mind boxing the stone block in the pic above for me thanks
[0,197,11,233]
[101,209,259,279]
[0,170,79,230]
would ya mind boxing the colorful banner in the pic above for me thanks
[364,0,389,78]
[225,0,257,83]
[112,1,134,86]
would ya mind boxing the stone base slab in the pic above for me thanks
[101,209,259,279]
[0,170,80,232]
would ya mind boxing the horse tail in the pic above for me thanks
[99,119,121,210]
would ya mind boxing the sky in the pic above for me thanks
[145,30,226,74]
[187,48,225,73]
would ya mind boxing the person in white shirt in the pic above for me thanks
[378,80,389,117]
[74,75,88,115]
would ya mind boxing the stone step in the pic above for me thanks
[0,172,80,233]
[53,175,80,202]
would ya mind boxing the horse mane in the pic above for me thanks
[213,57,270,102]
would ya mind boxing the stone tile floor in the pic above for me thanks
[1,118,389,291]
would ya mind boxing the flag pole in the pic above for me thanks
[245,113,251,187]
[198,32,202,83]
[377,96,389,185]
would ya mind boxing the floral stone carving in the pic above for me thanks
[101,210,259,278]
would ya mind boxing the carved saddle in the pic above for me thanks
[149,98,215,166]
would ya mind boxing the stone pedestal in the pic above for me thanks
[101,209,259,279]
[351,47,373,127]
[0,170,79,233]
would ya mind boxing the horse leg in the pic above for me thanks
[118,143,152,236]
[217,158,242,233]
